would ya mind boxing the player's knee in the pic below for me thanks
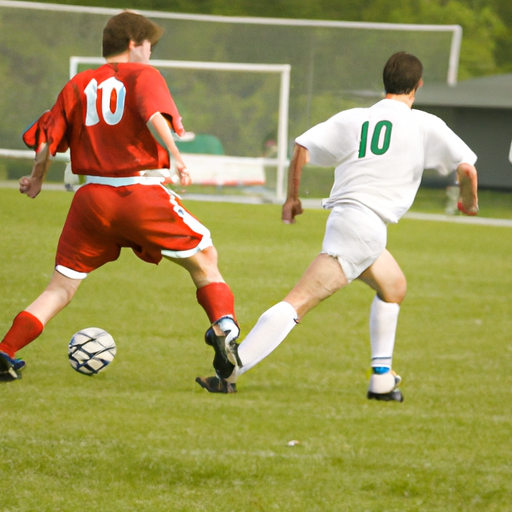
[46,274,81,305]
[197,245,219,267]
[185,246,224,287]
[57,283,79,306]
[381,276,407,304]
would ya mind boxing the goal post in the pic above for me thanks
[70,57,291,200]
[0,0,463,198]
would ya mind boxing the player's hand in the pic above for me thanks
[19,176,42,198]
[456,164,478,216]
[457,200,479,216]
[282,198,303,224]
[176,162,191,187]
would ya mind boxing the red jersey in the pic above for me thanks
[23,63,185,177]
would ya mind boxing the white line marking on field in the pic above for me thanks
[298,199,512,228]
[1,182,511,227]
[403,211,512,228]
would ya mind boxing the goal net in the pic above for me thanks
[0,1,462,200]
[69,57,290,199]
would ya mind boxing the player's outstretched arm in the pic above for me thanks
[19,142,51,198]
[456,163,478,216]
[148,112,190,186]
[282,143,308,224]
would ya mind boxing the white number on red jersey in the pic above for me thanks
[84,77,126,127]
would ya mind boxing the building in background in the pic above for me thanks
[415,74,512,190]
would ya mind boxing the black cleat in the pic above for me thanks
[195,375,237,394]
[367,369,403,402]
[367,389,404,402]
[204,322,241,379]
[0,352,25,382]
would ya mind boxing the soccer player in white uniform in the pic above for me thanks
[197,51,479,401]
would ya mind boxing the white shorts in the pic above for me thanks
[321,202,387,282]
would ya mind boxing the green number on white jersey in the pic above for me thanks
[358,120,392,158]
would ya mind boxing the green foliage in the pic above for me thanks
[163,69,282,156]
[360,0,505,79]
[490,0,512,71]
[0,8,106,148]
[27,0,512,78]
[1,188,512,510]
[3,0,509,161]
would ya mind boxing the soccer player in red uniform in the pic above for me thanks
[0,11,239,381]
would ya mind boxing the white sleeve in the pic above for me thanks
[295,110,363,167]
[418,111,477,176]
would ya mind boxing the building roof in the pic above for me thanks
[415,73,512,109]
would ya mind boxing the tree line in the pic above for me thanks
[32,0,512,80]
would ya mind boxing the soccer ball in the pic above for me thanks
[68,327,116,375]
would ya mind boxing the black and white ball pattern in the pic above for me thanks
[68,328,116,375]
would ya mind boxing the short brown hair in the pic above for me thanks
[383,52,423,94]
[102,11,163,58]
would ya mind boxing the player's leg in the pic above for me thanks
[283,253,350,318]
[358,249,406,401]
[196,204,386,393]
[208,253,348,387]
[139,184,240,382]
[165,246,240,381]
[0,270,82,381]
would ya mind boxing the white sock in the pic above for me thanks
[238,301,298,375]
[370,295,400,369]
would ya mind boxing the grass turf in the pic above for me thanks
[1,187,512,511]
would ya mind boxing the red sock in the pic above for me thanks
[196,282,236,324]
[0,311,44,357]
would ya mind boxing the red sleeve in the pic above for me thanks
[22,111,51,151]
[22,88,71,155]
[136,67,185,137]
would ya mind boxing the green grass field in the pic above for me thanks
[1,187,512,511]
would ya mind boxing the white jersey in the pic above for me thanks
[295,99,477,224]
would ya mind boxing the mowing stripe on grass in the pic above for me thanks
[1,181,510,227]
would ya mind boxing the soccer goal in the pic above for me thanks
[70,57,291,200]
[0,0,463,200]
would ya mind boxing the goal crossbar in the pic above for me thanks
[1,0,462,86]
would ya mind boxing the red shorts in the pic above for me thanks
[56,183,212,276]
